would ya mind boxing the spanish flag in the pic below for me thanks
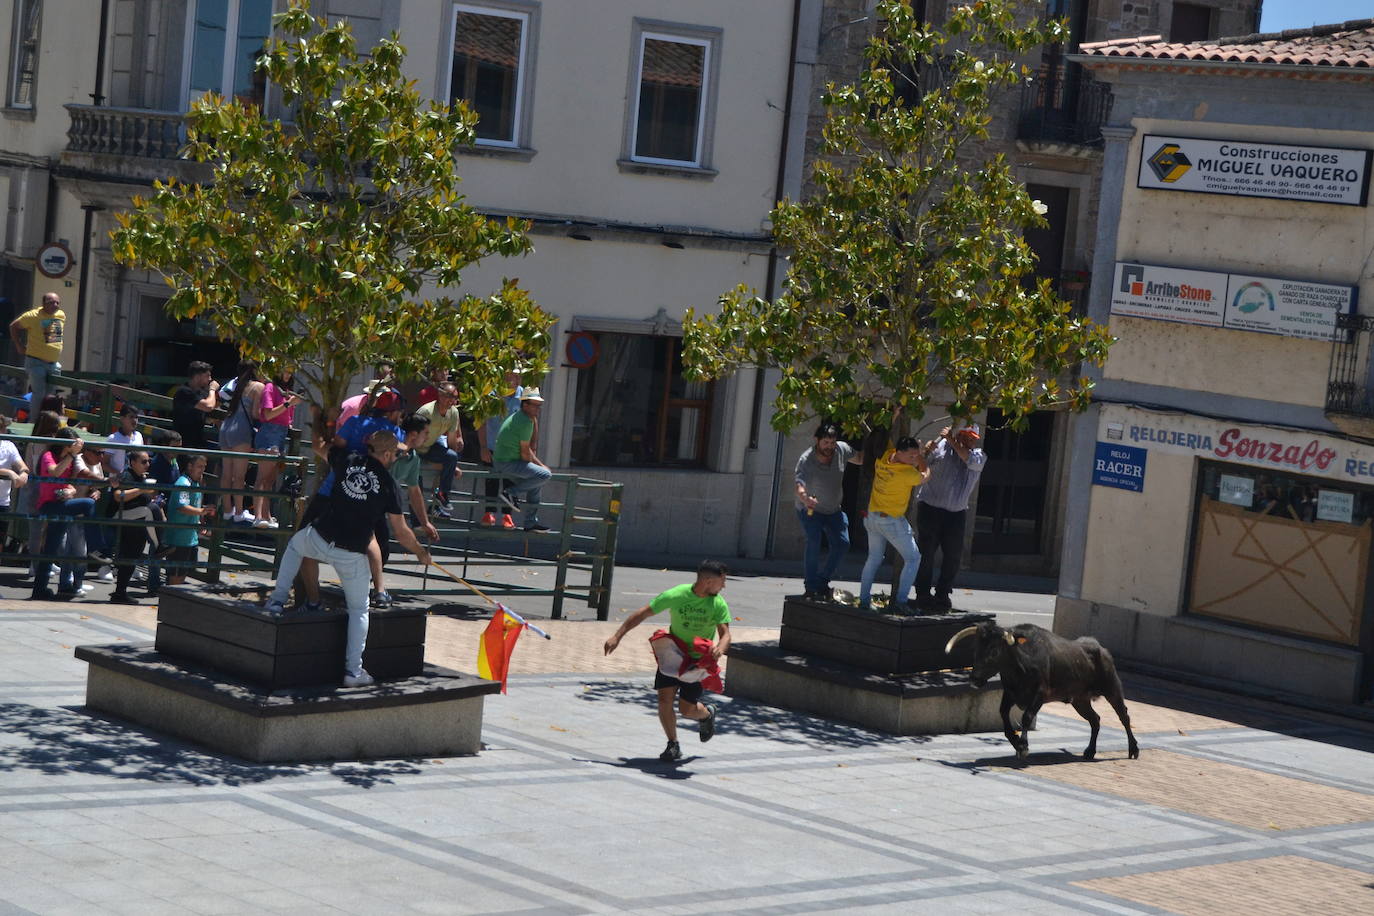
[476,606,524,693]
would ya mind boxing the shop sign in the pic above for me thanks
[1138,135,1371,206]
[1092,442,1147,492]
[1317,490,1354,523]
[1112,262,1356,342]
[1218,474,1253,507]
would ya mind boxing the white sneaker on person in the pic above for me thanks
[263,599,286,616]
[342,669,375,688]
[237,509,256,524]
[97,566,114,582]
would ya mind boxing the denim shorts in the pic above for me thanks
[254,422,290,455]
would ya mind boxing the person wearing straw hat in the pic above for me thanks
[493,387,552,532]
[914,423,987,613]
[262,430,432,687]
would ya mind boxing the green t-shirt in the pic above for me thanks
[649,583,730,656]
[167,475,201,547]
[391,448,421,489]
[494,409,534,463]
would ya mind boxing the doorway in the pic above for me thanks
[973,409,1053,555]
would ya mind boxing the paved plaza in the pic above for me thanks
[2,568,1374,914]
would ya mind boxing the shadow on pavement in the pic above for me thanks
[576,755,700,780]
[575,681,931,751]
[0,702,426,788]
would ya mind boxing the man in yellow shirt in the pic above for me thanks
[859,436,928,611]
[9,292,65,409]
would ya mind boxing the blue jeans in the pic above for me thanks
[25,355,57,410]
[495,459,552,523]
[859,512,920,607]
[34,497,97,594]
[797,507,849,594]
[270,526,371,675]
[424,441,459,502]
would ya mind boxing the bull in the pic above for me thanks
[945,621,1139,762]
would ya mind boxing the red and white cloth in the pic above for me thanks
[648,629,723,693]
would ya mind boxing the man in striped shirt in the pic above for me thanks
[914,424,987,613]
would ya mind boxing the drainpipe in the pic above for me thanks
[762,0,804,558]
[91,0,111,105]
[73,204,102,372]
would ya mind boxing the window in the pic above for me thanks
[570,333,713,468]
[627,23,720,169]
[448,3,532,146]
[8,0,41,109]
[1170,3,1215,42]
[183,0,273,109]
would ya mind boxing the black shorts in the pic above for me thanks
[169,545,197,564]
[654,669,704,703]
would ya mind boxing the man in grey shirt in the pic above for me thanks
[915,423,987,612]
[795,422,863,600]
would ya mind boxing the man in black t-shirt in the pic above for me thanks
[172,360,219,449]
[263,430,433,686]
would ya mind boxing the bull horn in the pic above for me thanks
[1002,631,1015,646]
[944,626,979,654]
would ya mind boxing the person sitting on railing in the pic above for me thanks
[165,454,215,587]
[8,292,65,411]
[413,381,463,520]
[0,414,30,552]
[75,441,115,586]
[493,388,552,532]
[103,404,144,478]
[30,428,108,600]
[108,449,174,605]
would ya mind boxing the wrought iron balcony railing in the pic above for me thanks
[1326,312,1374,419]
[65,104,185,159]
[1017,62,1112,147]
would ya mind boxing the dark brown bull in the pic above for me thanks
[945,621,1139,762]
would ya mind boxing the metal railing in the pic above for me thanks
[1016,61,1112,146]
[65,104,185,159]
[1326,312,1374,417]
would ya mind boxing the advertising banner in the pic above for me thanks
[1138,135,1371,206]
[1111,262,1355,342]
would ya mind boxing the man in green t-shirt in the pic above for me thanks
[604,559,732,761]
[493,388,552,532]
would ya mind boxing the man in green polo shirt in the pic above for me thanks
[603,559,732,762]
[493,387,552,532]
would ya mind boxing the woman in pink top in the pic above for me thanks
[32,428,107,599]
[252,368,303,529]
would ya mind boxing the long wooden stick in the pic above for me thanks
[429,560,552,640]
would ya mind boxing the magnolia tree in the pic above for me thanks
[112,0,554,438]
[683,0,1111,439]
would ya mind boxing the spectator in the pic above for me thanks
[493,388,552,532]
[217,360,264,523]
[8,292,65,410]
[0,414,30,550]
[251,368,303,529]
[109,449,171,604]
[166,454,214,586]
[75,441,114,585]
[336,360,397,430]
[30,428,104,600]
[17,410,65,563]
[172,361,219,450]
[413,382,463,518]
[103,404,144,477]
[416,367,450,407]
[477,369,522,528]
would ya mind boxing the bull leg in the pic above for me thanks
[999,692,1026,759]
[1072,697,1101,760]
[1104,689,1140,759]
[1018,701,1043,760]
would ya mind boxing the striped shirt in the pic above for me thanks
[916,439,987,512]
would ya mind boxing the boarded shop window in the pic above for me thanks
[448,3,531,145]
[1188,461,1370,646]
[570,333,712,468]
[8,0,41,108]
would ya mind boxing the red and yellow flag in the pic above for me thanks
[476,607,524,693]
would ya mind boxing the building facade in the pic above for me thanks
[1056,20,1374,704]
[0,0,815,559]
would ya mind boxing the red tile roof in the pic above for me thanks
[1079,19,1374,69]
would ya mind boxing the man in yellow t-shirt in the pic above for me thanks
[859,436,928,611]
[9,292,66,409]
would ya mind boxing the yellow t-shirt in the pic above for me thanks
[16,307,65,363]
[868,448,925,516]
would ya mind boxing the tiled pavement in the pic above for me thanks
[2,601,1374,914]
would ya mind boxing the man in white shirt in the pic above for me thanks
[103,405,144,475]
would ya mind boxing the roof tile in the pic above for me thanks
[1079,18,1374,69]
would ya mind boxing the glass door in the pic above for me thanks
[183,0,273,109]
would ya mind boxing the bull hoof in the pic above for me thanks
[1015,744,1029,761]
[1082,748,1096,761]
[1128,744,1140,760]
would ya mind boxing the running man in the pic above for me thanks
[603,559,732,761]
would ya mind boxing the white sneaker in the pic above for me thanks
[342,669,375,688]
[263,599,286,616]
[266,519,279,529]
[237,509,256,523]
[97,565,114,582]
[253,518,272,529]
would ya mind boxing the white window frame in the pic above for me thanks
[179,0,273,111]
[629,30,712,168]
[8,0,42,110]
[446,1,533,149]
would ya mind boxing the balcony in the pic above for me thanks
[60,104,206,188]
[1325,312,1374,437]
[1016,62,1112,148]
